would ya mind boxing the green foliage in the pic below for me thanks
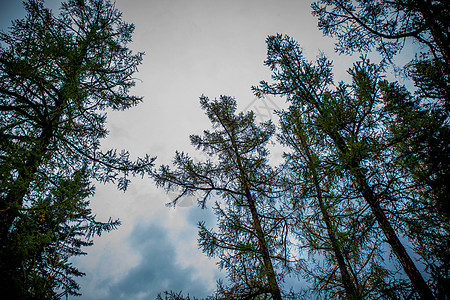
[0,0,154,297]
[6,169,120,299]
[381,80,450,296]
[155,1,448,298]
[311,0,449,217]
[154,1,448,299]
[311,0,449,65]
[253,33,442,298]
[154,96,290,299]
[310,1,449,296]
[278,106,397,299]
[409,58,450,108]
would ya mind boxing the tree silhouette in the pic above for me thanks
[0,0,154,297]
[154,95,293,299]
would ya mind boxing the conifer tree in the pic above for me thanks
[312,0,450,215]
[154,95,291,300]
[312,1,449,296]
[279,107,360,299]
[279,104,412,299]
[0,0,154,296]
[253,34,435,299]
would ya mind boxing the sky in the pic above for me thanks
[0,0,406,299]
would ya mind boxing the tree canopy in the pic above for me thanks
[2,0,448,298]
[253,32,446,299]
[154,1,448,297]
[0,0,154,297]
[154,95,293,299]
[312,0,449,67]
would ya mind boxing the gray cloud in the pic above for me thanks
[98,221,213,300]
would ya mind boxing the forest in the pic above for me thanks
[0,0,448,299]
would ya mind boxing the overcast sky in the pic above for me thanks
[1,0,386,298]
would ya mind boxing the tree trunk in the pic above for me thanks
[245,188,283,300]
[293,123,359,299]
[313,172,359,299]
[328,130,434,300]
[231,136,283,300]
[0,126,53,240]
[351,167,434,300]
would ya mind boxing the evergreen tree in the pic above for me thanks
[279,107,360,299]
[279,104,412,299]
[7,169,119,298]
[0,0,154,297]
[312,0,450,215]
[382,81,449,297]
[253,34,436,299]
[154,95,292,300]
[312,1,449,296]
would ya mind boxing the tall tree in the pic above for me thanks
[312,0,450,215]
[382,81,450,297]
[253,34,435,299]
[5,168,119,298]
[279,103,410,299]
[312,1,449,295]
[279,107,360,299]
[154,95,290,300]
[0,0,154,297]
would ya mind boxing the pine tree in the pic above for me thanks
[279,107,359,299]
[0,0,154,296]
[312,0,449,213]
[279,105,413,299]
[6,169,119,298]
[253,34,435,299]
[154,95,291,299]
[312,1,449,296]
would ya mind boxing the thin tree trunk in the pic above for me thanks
[245,190,283,300]
[328,130,434,300]
[302,63,434,297]
[351,167,434,300]
[292,123,359,299]
[217,109,283,300]
[231,136,283,299]
[316,186,360,299]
